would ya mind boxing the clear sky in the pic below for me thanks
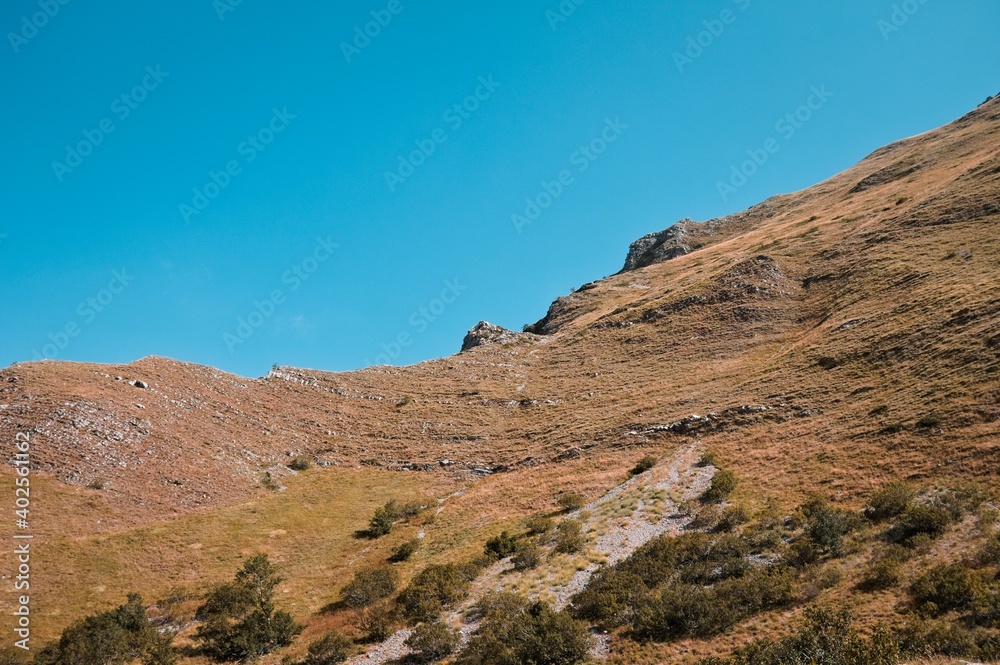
[2,0,998,377]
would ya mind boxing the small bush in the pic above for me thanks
[978,533,1000,567]
[703,470,738,503]
[803,500,862,556]
[717,505,750,532]
[405,622,459,663]
[288,456,313,471]
[916,412,944,428]
[485,531,519,559]
[890,504,952,545]
[697,451,718,467]
[631,455,657,476]
[558,493,587,512]
[864,481,916,522]
[398,564,474,622]
[389,539,420,563]
[525,515,554,535]
[689,504,721,531]
[868,405,890,417]
[859,547,909,592]
[303,631,353,665]
[555,520,586,554]
[341,567,399,608]
[358,602,396,642]
[512,540,542,570]
[910,564,981,616]
[261,472,281,491]
[369,501,398,537]
[398,501,424,520]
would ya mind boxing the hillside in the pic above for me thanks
[2,95,999,664]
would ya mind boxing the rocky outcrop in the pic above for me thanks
[622,219,697,271]
[461,321,536,352]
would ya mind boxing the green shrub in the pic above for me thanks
[896,619,997,659]
[631,455,657,476]
[864,481,916,522]
[511,540,541,570]
[703,470,738,503]
[458,594,591,665]
[571,569,647,627]
[697,451,718,467]
[341,567,399,608]
[194,554,300,661]
[398,501,424,520]
[978,533,1000,567]
[525,515,555,535]
[302,631,353,665]
[717,505,750,532]
[288,456,313,471]
[33,594,172,665]
[369,501,399,537]
[557,493,587,512]
[405,622,459,663]
[555,520,586,554]
[916,412,944,428]
[358,602,396,642]
[890,504,952,545]
[859,549,906,592]
[398,564,473,622]
[909,563,981,616]
[802,500,862,556]
[485,531,519,559]
[389,539,420,563]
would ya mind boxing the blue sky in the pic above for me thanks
[1,0,998,377]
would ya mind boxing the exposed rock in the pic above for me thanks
[622,219,697,271]
[461,321,536,352]
[131,380,148,389]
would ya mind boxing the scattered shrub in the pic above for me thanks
[703,470,738,503]
[458,594,591,665]
[398,564,474,622]
[631,455,657,476]
[697,451,718,467]
[261,472,281,491]
[34,594,174,665]
[868,405,890,417]
[525,515,555,535]
[858,546,909,592]
[878,422,905,435]
[389,539,420,563]
[512,540,542,570]
[916,412,944,428]
[555,520,586,554]
[978,533,1000,567]
[717,505,750,532]
[557,493,587,512]
[194,554,300,661]
[890,504,953,545]
[341,567,399,608]
[358,602,396,643]
[288,456,313,471]
[909,563,981,616]
[369,501,399,537]
[484,531,519,559]
[302,631,353,664]
[864,481,916,522]
[571,569,647,627]
[801,498,862,556]
[688,504,721,530]
[405,622,459,663]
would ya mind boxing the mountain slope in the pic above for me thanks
[2,95,999,658]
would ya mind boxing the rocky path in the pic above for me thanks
[348,444,713,663]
